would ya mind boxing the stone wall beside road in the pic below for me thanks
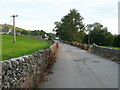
[1,43,58,88]
[93,43,120,61]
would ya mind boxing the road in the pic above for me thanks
[39,41,118,88]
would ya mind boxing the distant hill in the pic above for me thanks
[0,24,30,32]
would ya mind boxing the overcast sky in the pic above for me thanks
[0,0,119,34]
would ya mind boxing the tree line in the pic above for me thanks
[53,9,120,47]
[18,30,56,40]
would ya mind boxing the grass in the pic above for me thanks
[0,24,28,31]
[100,46,120,50]
[2,34,51,61]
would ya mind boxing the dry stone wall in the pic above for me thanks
[93,43,120,61]
[1,43,58,88]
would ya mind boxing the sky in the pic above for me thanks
[0,0,119,34]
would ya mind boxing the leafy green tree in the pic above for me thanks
[82,34,89,44]
[30,30,46,36]
[21,30,30,35]
[47,33,56,40]
[86,22,114,46]
[77,30,86,43]
[40,30,46,36]
[86,24,94,44]
[54,9,85,42]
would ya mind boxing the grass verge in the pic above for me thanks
[100,46,120,50]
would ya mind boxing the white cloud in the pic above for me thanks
[0,0,119,34]
[102,18,118,34]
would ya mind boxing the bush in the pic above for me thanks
[21,30,30,35]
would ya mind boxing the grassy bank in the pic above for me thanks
[2,34,51,61]
[100,46,120,50]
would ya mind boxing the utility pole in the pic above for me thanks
[10,15,18,43]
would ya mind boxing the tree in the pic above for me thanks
[54,9,85,42]
[78,30,86,43]
[21,30,30,35]
[112,35,120,47]
[86,22,114,46]
[30,30,46,36]
[47,33,56,40]
[86,24,93,45]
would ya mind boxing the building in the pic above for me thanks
[0,28,11,34]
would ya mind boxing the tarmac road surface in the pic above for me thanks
[39,41,118,88]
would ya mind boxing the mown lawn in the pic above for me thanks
[2,34,51,61]
[100,46,120,50]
